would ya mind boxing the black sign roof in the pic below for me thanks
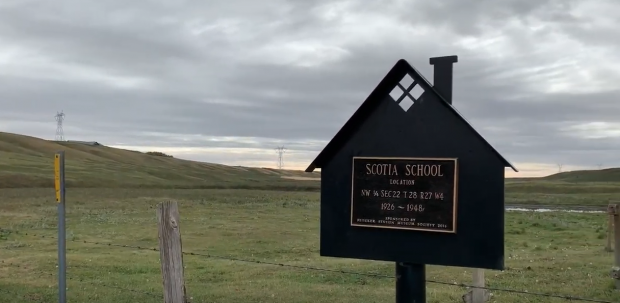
[305,59,518,173]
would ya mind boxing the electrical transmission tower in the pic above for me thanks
[55,110,65,141]
[275,146,286,169]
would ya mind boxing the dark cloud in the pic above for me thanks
[0,0,619,174]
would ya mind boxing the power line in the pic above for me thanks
[275,146,286,169]
[54,110,65,141]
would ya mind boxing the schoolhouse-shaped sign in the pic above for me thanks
[306,56,517,270]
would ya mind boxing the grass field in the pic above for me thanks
[1,131,620,302]
[1,131,620,207]
[0,132,320,190]
[1,188,619,303]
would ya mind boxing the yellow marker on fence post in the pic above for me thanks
[55,151,67,303]
[54,154,61,202]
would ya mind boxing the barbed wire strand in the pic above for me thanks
[4,230,616,303]
[0,261,162,299]
[179,251,615,303]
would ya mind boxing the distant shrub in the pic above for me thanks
[146,151,173,158]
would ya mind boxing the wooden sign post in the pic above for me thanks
[306,56,517,302]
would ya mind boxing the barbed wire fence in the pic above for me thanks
[0,232,163,302]
[0,228,616,303]
[0,260,162,299]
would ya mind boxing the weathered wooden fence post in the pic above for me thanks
[462,269,490,303]
[606,209,614,252]
[608,203,620,289]
[157,201,187,303]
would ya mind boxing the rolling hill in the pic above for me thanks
[0,132,320,190]
[2,131,620,197]
[540,168,620,183]
[506,169,620,183]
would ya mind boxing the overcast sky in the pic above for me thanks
[1,0,619,177]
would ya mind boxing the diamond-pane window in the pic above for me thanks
[389,73,425,112]
[399,95,414,111]
[400,74,414,88]
[389,86,403,101]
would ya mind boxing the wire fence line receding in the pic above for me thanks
[0,228,616,303]
[0,261,162,299]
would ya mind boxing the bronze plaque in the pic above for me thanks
[350,157,458,233]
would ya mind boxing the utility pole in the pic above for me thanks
[275,146,286,169]
[55,111,65,141]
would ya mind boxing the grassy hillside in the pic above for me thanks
[503,169,620,205]
[0,132,320,190]
[1,131,620,205]
[540,168,620,182]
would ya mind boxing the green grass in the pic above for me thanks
[1,131,620,207]
[542,168,620,182]
[505,181,620,207]
[0,188,619,303]
[1,131,618,302]
[0,132,320,190]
